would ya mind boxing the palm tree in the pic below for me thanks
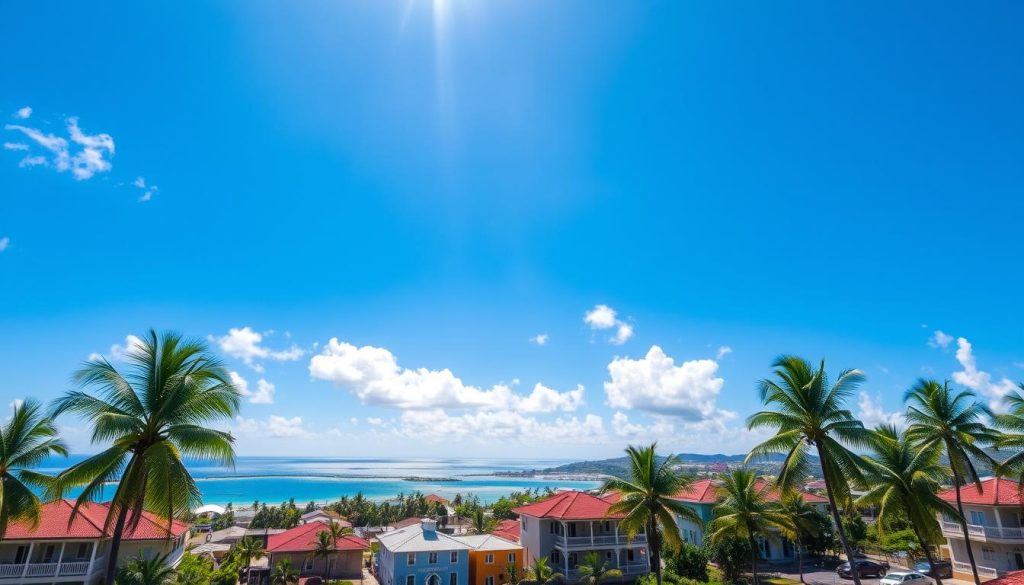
[525,557,564,585]
[857,424,958,585]
[116,553,176,585]
[471,508,495,534]
[904,379,999,585]
[746,356,870,585]
[0,399,67,538]
[235,536,266,583]
[271,559,300,585]
[600,444,703,585]
[48,330,241,585]
[327,520,354,543]
[993,384,1024,479]
[776,493,820,584]
[312,529,337,582]
[706,469,789,585]
[575,551,623,585]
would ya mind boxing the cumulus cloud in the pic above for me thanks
[928,330,954,349]
[5,117,114,180]
[604,345,733,424]
[215,326,304,372]
[14,107,31,120]
[308,338,585,413]
[3,142,28,151]
[88,334,145,362]
[857,391,905,428]
[716,346,733,359]
[952,337,1018,411]
[584,304,634,345]
[233,415,309,438]
[228,371,276,405]
[393,409,606,444]
[530,333,549,346]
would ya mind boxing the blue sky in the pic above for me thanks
[1,1,1023,459]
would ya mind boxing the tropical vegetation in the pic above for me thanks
[0,398,67,538]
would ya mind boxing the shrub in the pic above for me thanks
[707,536,751,584]
[665,543,710,582]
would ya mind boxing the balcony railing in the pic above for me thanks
[620,563,649,575]
[941,520,1024,540]
[59,561,92,576]
[24,563,59,577]
[0,566,22,579]
[552,533,647,548]
[0,559,99,579]
[952,561,1001,579]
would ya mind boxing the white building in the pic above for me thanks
[938,477,1024,580]
[0,499,190,584]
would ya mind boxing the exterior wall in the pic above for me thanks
[117,534,188,566]
[517,517,648,582]
[675,503,714,546]
[467,548,521,585]
[940,506,1024,580]
[270,550,363,579]
[379,547,469,585]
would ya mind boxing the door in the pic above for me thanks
[1014,553,1023,570]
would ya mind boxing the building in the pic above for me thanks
[456,534,523,585]
[0,499,189,584]
[938,477,1024,580]
[265,520,368,581]
[512,490,649,583]
[376,519,471,585]
[491,520,520,544]
[300,509,352,527]
[670,479,828,562]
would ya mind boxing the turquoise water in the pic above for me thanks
[37,456,601,506]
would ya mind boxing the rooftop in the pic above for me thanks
[984,570,1024,585]
[670,478,828,505]
[378,519,472,553]
[4,499,190,541]
[512,490,623,520]
[492,519,520,543]
[454,534,522,551]
[938,477,1024,506]
[266,520,369,553]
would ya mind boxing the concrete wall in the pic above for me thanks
[270,550,363,579]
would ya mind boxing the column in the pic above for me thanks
[590,522,595,547]
[21,542,35,578]
[56,542,66,576]
[87,540,98,576]
[994,508,1005,539]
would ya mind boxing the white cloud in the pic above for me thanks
[716,346,733,360]
[309,338,585,413]
[228,370,276,404]
[394,409,606,444]
[18,156,46,168]
[5,117,114,180]
[215,326,304,372]
[530,333,549,346]
[952,337,1018,411]
[133,176,157,203]
[584,304,635,345]
[0,237,8,252]
[367,417,384,425]
[8,398,24,411]
[14,107,31,120]
[928,330,954,349]
[229,371,250,395]
[88,334,145,362]
[232,415,309,438]
[604,345,733,423]
[857,391,905,428]
[3,142,28,151]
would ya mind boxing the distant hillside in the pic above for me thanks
[532,452,819,477]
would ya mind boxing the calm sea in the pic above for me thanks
[36,456,601,506]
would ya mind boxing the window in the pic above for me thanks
[485,554,494,564]
[603,521,611,531]
[971,511,987,525]
[451,552,459,563]
[627,550,635,562]
[568,553,578,568]
[429,552,439,564]
[450,573,458,585]
[508,553,516,563]
[408,553,417,566]
[13,546,28,565]
[42,545,56,563]
[486,577,495,585]
[567,523,577,537]
[407,576,415,585]
[983,548,997,561]
[305,557,315,571]
[77,543,90,560]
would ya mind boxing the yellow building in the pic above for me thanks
[457,534,523,585]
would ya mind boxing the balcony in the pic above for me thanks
[0,558,100,580]
[941,520,1024,541]
[552,533,647,548]
[952,561,1001,579]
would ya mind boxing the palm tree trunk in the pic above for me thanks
[950,466,981,585]
[647,515,662,585]
[815,444,863,585]
[796,535,804,584]
[104,503,130,585]
[748,535,760,585]
[908,522,942,585]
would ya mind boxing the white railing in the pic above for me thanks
[553,533,647,548]
[952,561,1000,578]
[60,561,91,575]
[621,563,649,575]
[0,566,22,579]
[24,563,59,577]
[942,520,1024,540]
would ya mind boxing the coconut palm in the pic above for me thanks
[48,330,241,585]
[776,493,820,584]
[706,469,790,585]
[271,559,300,585]
[575,551,623,585]
[746,356,870,585]
[471,508,495,534]
[525,557,564,585]
[601,444,703,585]
[904,379,1000,585]
[857,424,958,585]
[116,553,176,585]
[235,537,266,583]
[0,398,67,538]
[312,529,337,582]
[993,384,1024,478]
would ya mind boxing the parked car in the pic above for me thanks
[837,559,889,579]
[880,571,930,585]
[912,561,953,579]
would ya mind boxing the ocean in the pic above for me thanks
[36,456,602,506]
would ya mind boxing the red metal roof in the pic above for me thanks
[984,570,1024,585]
[938,478,1024,506]
[492,519,520,543]
[4,499,190,540]
[670,479,828,505]
[511,491,624,520]
[267,520,370,553]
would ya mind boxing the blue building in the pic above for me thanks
[377,519,471,585]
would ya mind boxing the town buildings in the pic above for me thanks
[938,477,1024,580]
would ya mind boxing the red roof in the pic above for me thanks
[425,494,450,506]
[4,500,190,541]
[267,520,370,553]
[671,479,828,505]
[984,570,1024,585]
[938,478,1024,506]
[511,491,623,520]
[492,519,520,543]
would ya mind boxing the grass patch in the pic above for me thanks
[763,578,802,585]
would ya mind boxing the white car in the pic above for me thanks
[880,571,930,585]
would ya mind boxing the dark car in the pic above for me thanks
[912,561,953,579]
[837,559,888,579]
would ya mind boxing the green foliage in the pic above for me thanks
[174,553,213,585]
[803,511,837,557]
[877,529,921,558]
[250,499,303,529]
[575,551,623,585]
[663,543,709,582]
[324,491,445,527]
[706,535,751,584]
[116,554,176,585]
[842,515,868,549]
[0,398,67,538]
[490,489,553,520]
